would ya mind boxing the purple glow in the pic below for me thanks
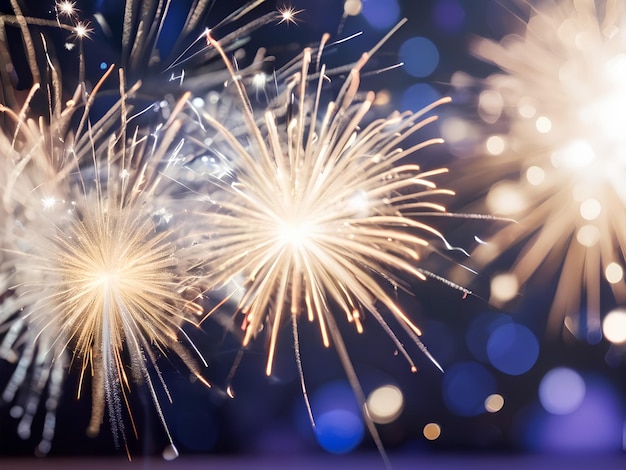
[308,381,364,454]
[399,37,440,78]
[361,0,400,30]
[539,367,586,415]
[487,323,539,375]
[521,377,624,453]
[443,361,497,416]
[433,0,466,33]
[401,83,441,113]
[466,312,512,363]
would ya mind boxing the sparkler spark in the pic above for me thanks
[55,1,78,19]
[451,0,626,341]
[276,5,303,25]
[190,26,470,464]
[0,41,209,456]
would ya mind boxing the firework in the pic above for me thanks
[0,23,212,460]
[449,0,626,342]
[93,0,291,94]
[0,0,301,456]
[187,23,470,463]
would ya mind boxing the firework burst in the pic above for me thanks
[450,0,626,342]
[188,24,470,463]
[0,35,210,457]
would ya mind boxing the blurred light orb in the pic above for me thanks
[539,367,586,415]
[604,263,624,284]
[191,96,205,108]
[526,166,545,185]
[423,422,442,440]
[487,323,539,375]
[315,410,364,454]
[484,394,505,413]
[521,377,624,453]
[162,444,179,461]
[579,198,601,221]
[399,37,440,78]
[486,181,527,215]
[311,382,364,454]
[373,89,391,106]
[401,83,441,113]
[466,312,512,363]
[602,309,626,344]
[361,0,400,30]
[576,224,600,247]
[478,90,504,123]
[344,0,362,16]
[443,362,497,416]
[535,116,552,133]
[366,385,404,424]
[518,96,537,118]
[490,273,519,304]
[486,135,505,156]
[441,117,471,144]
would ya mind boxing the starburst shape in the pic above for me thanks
[71,21,92,40]
[276,5,303,25]
[451,0,626,341]
[189,28,469,464]
[0,61,209,456]
[55,0,78,19]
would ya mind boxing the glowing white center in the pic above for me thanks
[279,221,312,247]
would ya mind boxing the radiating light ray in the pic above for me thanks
[186,25,471,465]
[450,0,626,342]
[0,19,210,455]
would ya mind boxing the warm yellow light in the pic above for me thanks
[605,263,624,284]
[602,309,626,344]
[579,198,602,221]
[526,166,545,185]
[344,0,362,16]
[490,273,518,304]
[486,182,527,215]
[367,385,404,424]
[485,394,505,413]
[576,225,600,247]
[479,90,503,123]
[517,96,537,118]
[536,116,552,133]
[486,135,505,155]
[423,423,441,440]
[441,117,470,144]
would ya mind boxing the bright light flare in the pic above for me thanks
[602,309,626,344]
[72,21,92,40]
[367,385,404,424]
[0,68,209,456]
[192,26,469,465]
[55,0,78,18]
[276,6,303,25]
[452,0,626,341]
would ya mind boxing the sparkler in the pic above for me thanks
[188,22,472,464]
[450,0,626,342]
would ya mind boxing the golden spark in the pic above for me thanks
[451,0,626,342]
[190,26,470,466]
